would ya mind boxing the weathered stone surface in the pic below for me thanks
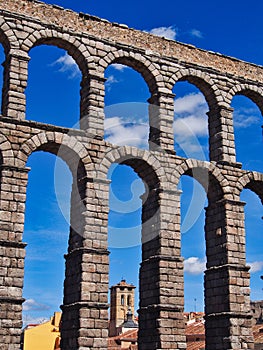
[0,1,262,349]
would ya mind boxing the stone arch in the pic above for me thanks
[22,30,99,127]
[235,171,263,327]
[18,131,94,349]
[226,84,263,113]
[0,20,19,53]
[0,132,15,166]
[95,146,166,246]
[15,131,91,176]
[173,158,231,201]
[100,50,174,151]
[168,68,221,110]
[21,29,96,76]
[95,145,166,186]
[236,171,263,203]
[0,23,21,118]
[99,49,164,96]
[100,146,173,348]
[16,131,93,244]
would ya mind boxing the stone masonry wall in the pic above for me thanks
[0,1,262,349]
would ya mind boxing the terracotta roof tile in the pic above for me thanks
[108,320,263,349]
[186,321,205,338]
[187,340,205,350]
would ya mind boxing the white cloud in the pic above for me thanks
[52,53,80,78]
[104,93,209,156]
[111,63,127,71]
[174,93,206,114]
[234,109,260,128]
[184,257,206,275]
[148,26,177,40]
[105,116,121,129]
[174,94,208,136]
[105,116,148,148]
[174,115,208,138]
[189,29,203,39]
[249,261,263,273]
[23,299,50,312]
[173,93,208,158]
[105,75,119,90]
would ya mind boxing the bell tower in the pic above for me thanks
[109,279,136,336]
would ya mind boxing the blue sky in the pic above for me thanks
[3,0,262,324]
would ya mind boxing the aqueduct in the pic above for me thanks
[0,0,262,349]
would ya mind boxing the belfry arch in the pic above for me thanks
[0,1,262,349]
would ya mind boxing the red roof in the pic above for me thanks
[186,320,205,340]
[187,340,205,350]
[108,320,263,349]
[108,329,138,349]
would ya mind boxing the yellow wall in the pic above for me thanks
[23,312,61,350]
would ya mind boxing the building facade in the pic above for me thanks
[21,312,61,350]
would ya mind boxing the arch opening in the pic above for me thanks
[107,158,160,345]
[107,163,144,341]
[180,175,206,314]
[173,80,209,161]
[178,165,226,349]
[0,43,5,115]
[232,94,263,172]
[240,187,263,326]
[22,151,72,338]
[21,138,88,350]
[104,61,152,150]
[26,45,81,128]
